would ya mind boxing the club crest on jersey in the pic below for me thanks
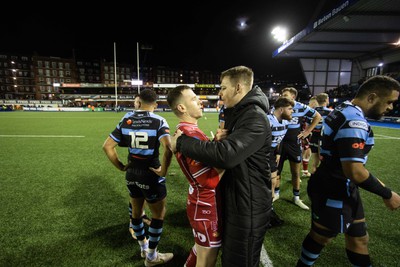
[348,120,368,131]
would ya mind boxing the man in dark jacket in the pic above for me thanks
[171,65,272,267]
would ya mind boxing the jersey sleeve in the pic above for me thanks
[158,117,170,140]
[179,125,220,189]
[110,112,132,146]
[320,103,374,180]
[334,118,371,163]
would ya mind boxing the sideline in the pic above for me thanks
[260,244,273,267]
[374,134,400,140]
[369,121,400,129]
[0,135,85,138]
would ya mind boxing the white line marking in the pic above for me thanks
[374,134,400,140]
[260,244,273,267]
[0,135,85,138]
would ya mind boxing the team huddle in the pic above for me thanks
[103,65,400,267]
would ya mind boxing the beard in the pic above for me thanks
[367,103,384,120]
[282,113,292,121]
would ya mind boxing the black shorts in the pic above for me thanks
[309,133,321,153]
[125,167,167,203]
[307,171,364,234]
[277,140,302,173]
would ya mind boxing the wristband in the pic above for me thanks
[358,173,392,199]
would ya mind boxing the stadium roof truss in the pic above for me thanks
[272,0,400,94]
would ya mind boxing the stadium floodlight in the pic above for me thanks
[271,26,287,43]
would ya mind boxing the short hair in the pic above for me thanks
[274,96,295,108]
[316,93,329,105]
[166,85,191,115]
[281,87,298,98]
[139,89,157,104]
[220,66,254,89]
[355,75,400,98]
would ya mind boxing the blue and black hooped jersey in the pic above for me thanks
[319,101,374,180]
[110,110,170,169]
[312,106,333,132]
[267,114,289,149]
[281,101,317,143]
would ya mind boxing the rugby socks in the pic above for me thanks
[128,202,133,217]
[139,239,149,252]
[274,187,280,196]
[346,249,371,267]
[296,234,324,266]
[293,189,300,201]
[184,245,197,267]
[131,217,146,241]
[147,218,164,259]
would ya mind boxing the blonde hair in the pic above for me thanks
[281,87,298,98]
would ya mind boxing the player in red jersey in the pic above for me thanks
[167,85,226,267]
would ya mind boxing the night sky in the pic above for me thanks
[2,0,331,81]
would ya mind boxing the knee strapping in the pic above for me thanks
[346,222,367,237]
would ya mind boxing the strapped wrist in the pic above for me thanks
[358,173,392,199]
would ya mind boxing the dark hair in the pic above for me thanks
[139,89,157,104]
[167,85,191,114]
[355,75,400,98]
[274,96,294,108]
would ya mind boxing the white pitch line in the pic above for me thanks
[0,135,85,138]
[210,131,215,139]
[260,244,273,267]
[374,134,400,140]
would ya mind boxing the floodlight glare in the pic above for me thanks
[271,26,287,43]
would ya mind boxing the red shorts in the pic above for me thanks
[189,218,222,248]
[186,191,222,248]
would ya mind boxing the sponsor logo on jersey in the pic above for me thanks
[348,120,368,131]
[352,142,365,149]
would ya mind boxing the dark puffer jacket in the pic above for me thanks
[176,86,272,267]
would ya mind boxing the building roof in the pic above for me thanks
[272,0,400,69]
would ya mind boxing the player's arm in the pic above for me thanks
[102,136,126,171]
[151,134,173,177]
[299,110,321,139]
[342,161,400,210]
